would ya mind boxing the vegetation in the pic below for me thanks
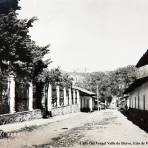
[0,0,52,112]
[0,1,50,81]
[37,67,73,87]
[0,0,137,109]
[74,65,137,103]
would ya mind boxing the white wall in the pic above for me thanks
[129,81,148,110]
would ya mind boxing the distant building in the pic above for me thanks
[73,86,96,112]
[118,95,129,110]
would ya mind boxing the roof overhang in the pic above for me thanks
[124,76,148,94]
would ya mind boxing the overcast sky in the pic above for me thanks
[18,0,148,72]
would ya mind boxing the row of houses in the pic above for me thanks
[120,50,148,131]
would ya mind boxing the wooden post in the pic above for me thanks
[28,82,33,111]
[47,83,52,111]
[97,85,100,110]
[9,75,15,114]
[56,85,60,107]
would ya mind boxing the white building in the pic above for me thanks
[125,50,148,111]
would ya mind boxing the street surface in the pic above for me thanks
[0,109,148,148]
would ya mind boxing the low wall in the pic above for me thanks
[51,104,80,117]
[126,108,148,132]
[0,109,42,125]
[0,105,80,125]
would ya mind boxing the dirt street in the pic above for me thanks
[0,109,148,148]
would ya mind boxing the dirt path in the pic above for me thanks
[0,109,148,148]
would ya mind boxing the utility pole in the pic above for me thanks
[96,85,100,111]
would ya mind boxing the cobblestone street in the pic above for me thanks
[0,109,148,148]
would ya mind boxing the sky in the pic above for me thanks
[18,0,148,72]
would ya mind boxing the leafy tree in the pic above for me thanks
[0,1,51,111]
[37,67,73,87]
[0,4,50,81]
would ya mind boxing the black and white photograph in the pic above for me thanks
[0,0,148,147]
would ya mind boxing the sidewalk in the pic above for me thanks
[0,112,82,133]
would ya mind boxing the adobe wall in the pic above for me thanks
[51,104,80,117]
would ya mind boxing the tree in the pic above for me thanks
[37,67,73,87]
[0,6,50,81]
[73,65,137,104]
[0,1,51,111]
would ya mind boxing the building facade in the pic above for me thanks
[125,50,148,111]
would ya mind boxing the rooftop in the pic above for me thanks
[124,76,148,93]
[73,86,96,96]
[136,50,148,68]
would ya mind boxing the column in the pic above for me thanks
[41,85,46,109]
[56,85,60,107]
[28,82,33,111]
[73,89,76,104]
[8,75,15,114]
[47,83,52,111]
[63,87,67,106]
[89,97,93,112]
[129,98,131,108]
[69,88,72,105]
[76,90,80,108]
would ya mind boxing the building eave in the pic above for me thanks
[124,76,148,94]
[73,86,96,96]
